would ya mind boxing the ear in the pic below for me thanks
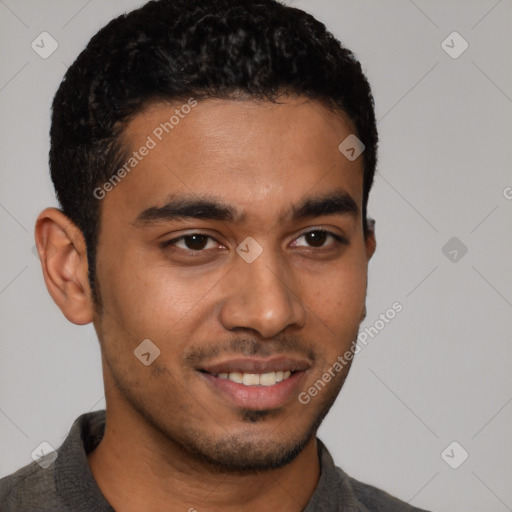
[360,218,376,322]
[364,217,376,261]
[34,208,94,325]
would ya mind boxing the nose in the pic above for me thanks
[218,250,307,339]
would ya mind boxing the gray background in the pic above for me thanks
[1,1,511,510]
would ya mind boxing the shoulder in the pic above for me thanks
[0,458,62,511]
[311,439,434,512]
[0,410,108,512]
[346,471,433,511]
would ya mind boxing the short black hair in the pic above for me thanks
[50,0,378,306]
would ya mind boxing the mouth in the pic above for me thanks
[197,356,310,409]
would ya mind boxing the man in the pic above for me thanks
[0,0,432,510]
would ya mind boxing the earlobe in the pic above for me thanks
[34,208,94,325]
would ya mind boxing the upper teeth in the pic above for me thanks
[214,371,292,386]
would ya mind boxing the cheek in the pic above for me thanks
[309,256,367,313]
[100,250,226,343]
[304,258,368,348]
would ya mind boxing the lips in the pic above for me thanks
[198,356,311,375]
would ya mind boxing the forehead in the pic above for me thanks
[101,96,364,227]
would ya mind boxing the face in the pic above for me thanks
[92,96,375,472]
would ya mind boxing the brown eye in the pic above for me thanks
[292,230,348,249]
[163,233,218,252]
[182,234,209,250]
[304,231,328,247]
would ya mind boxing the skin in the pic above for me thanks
[35,96,376,511]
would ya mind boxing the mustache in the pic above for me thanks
[184,336,317,368]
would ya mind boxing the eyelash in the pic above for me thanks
[161,229,349,255]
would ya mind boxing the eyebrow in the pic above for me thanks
[132,189,359,227]
[290,189,359,221]
[132,195,241,226]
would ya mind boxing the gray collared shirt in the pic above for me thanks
[0,410,432,511]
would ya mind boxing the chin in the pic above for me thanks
[179,428,316,474]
